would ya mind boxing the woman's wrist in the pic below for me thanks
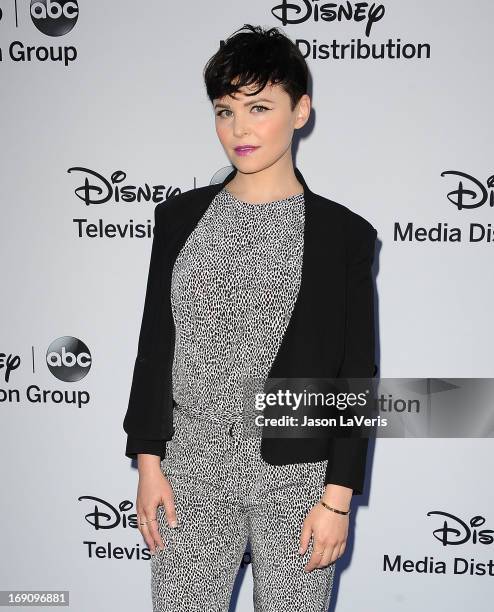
[321,483,352,512]
[137,453,162,473]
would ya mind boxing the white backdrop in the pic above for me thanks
[1,1,493,610]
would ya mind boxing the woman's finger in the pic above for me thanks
[145,507,164,552]
[304,539,335,572]
[335,540,346,562]
[163,494,178,528]
[137,512,158,554]
[298,517,312,556]
[319,547,334,569]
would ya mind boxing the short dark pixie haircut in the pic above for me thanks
[203,24,308,112]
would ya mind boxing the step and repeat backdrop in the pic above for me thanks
[1,1,493,611]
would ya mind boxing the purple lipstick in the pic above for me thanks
[234,145,260,156]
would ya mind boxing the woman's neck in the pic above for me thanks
[224,162,304,205]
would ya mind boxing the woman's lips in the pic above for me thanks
[234,146,260,156]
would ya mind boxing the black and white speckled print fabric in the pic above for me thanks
[170,186,305,416]
[151,187,335,611]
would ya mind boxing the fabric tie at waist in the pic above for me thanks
[173,402,243,435]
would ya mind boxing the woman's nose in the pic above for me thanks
[232,120,249,138]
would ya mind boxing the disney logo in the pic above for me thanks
[427,511,494,546]
[271,0,385,36]
[441,170,494,210]
[67,167,181,206]
[79,496,139,529]
[0,352,21,383]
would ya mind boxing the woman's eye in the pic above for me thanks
[215,105,270,118]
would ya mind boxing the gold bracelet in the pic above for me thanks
[320,500,351,516]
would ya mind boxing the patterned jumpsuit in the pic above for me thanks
[151,187,336,612]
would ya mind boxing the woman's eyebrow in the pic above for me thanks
[213,97,274,109]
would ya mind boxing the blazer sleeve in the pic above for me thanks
[123,201,169,461]
[324,220,378,495]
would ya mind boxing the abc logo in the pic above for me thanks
[46,336,91,382]
[30,0,79,37]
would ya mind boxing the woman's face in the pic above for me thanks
[213,81,310,172]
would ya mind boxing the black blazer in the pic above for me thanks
[123,166,378,495]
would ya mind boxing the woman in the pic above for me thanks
[123,24,377,611]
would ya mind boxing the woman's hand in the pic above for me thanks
[299,498,350,572]
[135,459,178,555]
